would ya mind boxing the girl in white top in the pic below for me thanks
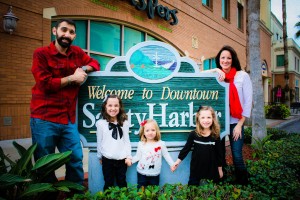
[130,119,174,188]
[96,94,132,191]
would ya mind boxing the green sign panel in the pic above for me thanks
[77,41,229,147]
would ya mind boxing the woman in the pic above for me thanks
[204,45,253,185]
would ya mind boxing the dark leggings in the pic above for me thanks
[102,157,127,191]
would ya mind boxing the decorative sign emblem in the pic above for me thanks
[77,41,229,147]
[127,43,180,83]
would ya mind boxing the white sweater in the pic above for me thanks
[231,71,253,124]
[96,119,132,160]
[132,140,174,176]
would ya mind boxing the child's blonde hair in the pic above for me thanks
[139,119,161,142]
[195,106,220,138]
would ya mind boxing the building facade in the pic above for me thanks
[271,13,300,103]
[0,0,272,140]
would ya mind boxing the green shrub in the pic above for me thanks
[67,133,300,200]
[244,127,293,144]
[70,183,270,200]
[247,134,300,199]
[251,134,273,159]
[244,127,252,144]
[266,128,290,140]
[263,135,300,178]
[265,104,290,119]
[0,142,85,200]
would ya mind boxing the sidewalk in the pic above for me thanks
[266,112,300,129]
[1,113,300,179]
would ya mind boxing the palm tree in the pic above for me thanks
[295,16,300,39]
[247,0,267,142]
[282,0,289,106]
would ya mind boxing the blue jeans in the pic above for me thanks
[137,172,159,189]
[30,118,84,184]
[229,124,246,170]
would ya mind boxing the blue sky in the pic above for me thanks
[271,0,300,46]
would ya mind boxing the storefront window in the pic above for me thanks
[90,21,121,56]
[203,58,216,70]
[296,80,299,102]
[90,54,111,71]
[124,27,145,54]
[147,35,159,41]
[202,0,212,9]
[237,2,243,30]
[51,19,162,70]
[73,20,87,49]
[276,55,284,67]
[222,0,230,20]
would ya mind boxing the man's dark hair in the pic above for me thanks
[55,19,76,30]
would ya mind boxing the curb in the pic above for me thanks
[273,115,300,129]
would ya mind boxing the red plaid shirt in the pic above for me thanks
[30,41,100,124]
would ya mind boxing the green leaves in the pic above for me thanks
[32,151,71,180]
[19,183,54,198]
[33,151,71,170]
[10,143,37,175]
[54,180,85,191]
[0,142,84,199]
[265,104,291,119]
[247,134,300,198]
[77,183,269,200]
[0,173,31,183]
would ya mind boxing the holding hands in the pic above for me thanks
[125,158,132,166]
[171,159,181,172]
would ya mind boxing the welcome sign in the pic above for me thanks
[77,41,229,147]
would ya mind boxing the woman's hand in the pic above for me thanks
[233,116,245,141]
[233,124,242,141]
[216,68,225,82]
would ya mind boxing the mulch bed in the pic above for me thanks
[225,143,256,165]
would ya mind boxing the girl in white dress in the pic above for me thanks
[130,119,174,189]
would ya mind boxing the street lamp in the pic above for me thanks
[3,6,19,34]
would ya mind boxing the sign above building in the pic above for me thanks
[77,41,229,148]
[130,0,178,25]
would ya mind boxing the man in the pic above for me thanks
[30,19,100,184]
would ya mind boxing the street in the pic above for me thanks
[278,118,300,133]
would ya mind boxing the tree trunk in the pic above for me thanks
[247,0,267,142]
[282,0,290,106]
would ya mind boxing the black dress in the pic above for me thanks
[178,131,222,185]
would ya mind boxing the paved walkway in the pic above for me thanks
[1,113,300,179]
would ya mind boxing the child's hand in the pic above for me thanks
[125,158,132,166]
[171,165,177,172]
[171,159,181,172]
[99,159,102,165]
[218,167,223,178]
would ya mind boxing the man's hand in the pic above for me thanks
[70,67,87,84]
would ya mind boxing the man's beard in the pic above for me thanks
[56,35,73,48]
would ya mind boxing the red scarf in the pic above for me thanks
[223,68,243,119]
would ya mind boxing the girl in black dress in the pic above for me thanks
[171,106,223,185]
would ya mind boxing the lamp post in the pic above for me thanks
[3,6,19,34]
